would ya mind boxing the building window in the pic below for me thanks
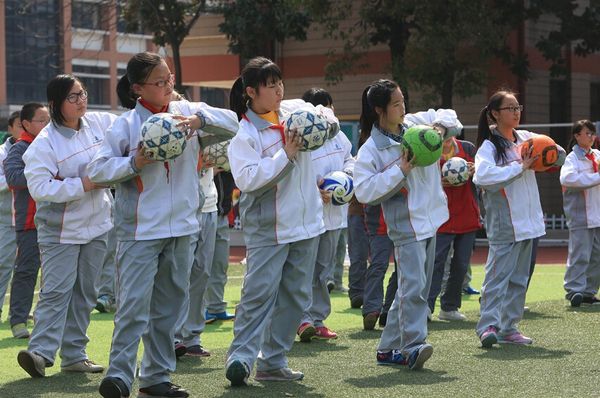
[73,64,110,106]
[549,79,570,147]
[5,0,60,104]
[591,83,600,122]
[72,1,106,30]
[200,88,228,108]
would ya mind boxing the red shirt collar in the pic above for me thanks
[139,98,169,114]
[18,130,36,144]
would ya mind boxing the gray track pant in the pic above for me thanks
[363,235,394,315]
[329,228,346,286]
[176,211,217,347]
[96,227,117,299]
[9,229,40,326]
[105,236,191,390]
[564,227,600,298]
[378,238,435,357]
[28,234,107,366]
[476,239,532,337]
[227,237,318,372]
[0,225,16,313]
[347,214,368,301]
[302,229,341,326]
[205,214,230,313]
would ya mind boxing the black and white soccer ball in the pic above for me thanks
[140,113,187,161]
[203,140,230,171]
[285,109,328,151]
[441,156,469,186]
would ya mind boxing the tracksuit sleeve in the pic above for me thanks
[3,144,28,189]
[404,108,464,139]
[190,102,240,147]
[354,144,406,206]
[228,132,293,195]
[560,152,600,190]
[473,142,524,192]
[23,139,85,203]
[87,119,138,185]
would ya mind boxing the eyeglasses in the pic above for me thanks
[498,105,524,113]
[30,118,50,124]
[141,74,175,88]
[577,131,597,137]
[66,90,88,104]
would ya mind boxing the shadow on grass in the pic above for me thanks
[173,362,222,376]
[0,371,100,397]
[0,336,29,349]
[522,310,562,320]
[566,305,600,313]
[428,320,478,332]
[347,329,382,340]
[346,369,457,388]
[288,341,350,357]
[474,345,571,361]
[219,381,325,397]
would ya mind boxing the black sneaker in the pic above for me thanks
[99,377,130,398]
[350,296,363,309]
[582,296,600,305]
[138,382,189,398]
[378,312,388,327]
[570,292,583,307]
[174,342,187,358]
[226,359,250,387]
[326,281,335,293]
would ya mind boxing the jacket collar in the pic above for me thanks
[371,124,405,150]
[52,118,91,139]
[573,144,594,159]
[244,108,282,131]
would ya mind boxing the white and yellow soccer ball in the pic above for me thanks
[140,113,187,161]
[441,156,469,186]
[285,109,328,151]
[202,140,231,171]
[319,171,354,205]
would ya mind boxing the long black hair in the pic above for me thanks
[117,52,163,109]
[358,79,398,147]
[568,119,596,151]
[302,87,333,108]
[47,74,85,127]
[476,89,517,163]
[229,57,282,121]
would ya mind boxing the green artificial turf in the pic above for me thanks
[1,264,599,398]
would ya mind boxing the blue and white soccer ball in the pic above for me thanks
[203,140,230,171]
[285,109,328,151]
[320,171,354,205]
[140,113,187,161]
[441,157,469,186]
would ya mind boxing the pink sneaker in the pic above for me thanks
[314,326,338,340]
[498,332,533,345]
[480,326,498,348]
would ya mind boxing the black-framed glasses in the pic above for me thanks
[498,105,523,113]
[141,74,175,88]
[577,131,597,137]
[66,90,88,104]
[31,118,50,124]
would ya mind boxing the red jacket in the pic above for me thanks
[438,139,481,234]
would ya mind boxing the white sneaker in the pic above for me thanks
[438,310,467,321]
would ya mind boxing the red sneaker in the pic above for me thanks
[297,322,316,342]
[314,326,338,340]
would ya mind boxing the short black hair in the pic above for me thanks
[302,88,333,107]
[8,111,20,127]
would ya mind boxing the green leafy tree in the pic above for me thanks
[217,0,311,65]
[121,0,208,94]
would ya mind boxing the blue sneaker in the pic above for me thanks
[463,286,480,295]
[407,343,433,370]
[376,349,407,366]
[206,310,235,321]
[205,312,216,324]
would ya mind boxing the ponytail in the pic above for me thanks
[117,75,137,109]
[476,89,516,164]
[229,77,246,121]
[358,79,399,148]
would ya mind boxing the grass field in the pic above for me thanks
[1,264,599,398]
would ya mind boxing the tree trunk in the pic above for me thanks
[441,67,454,108]
[388,22,411,111]
[171,42,186,96]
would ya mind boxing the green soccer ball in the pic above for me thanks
[401,125,443,167]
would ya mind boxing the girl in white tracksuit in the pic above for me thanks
[474,90,565,348]
[225,57,338,386]
[17,75,116,378]
[560,120,600,306]
[88,52,238,398]
[298,87,354,342]
[354,79,462,370]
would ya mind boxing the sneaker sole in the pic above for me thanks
[481,333,498,348]
[498,338,533,345]
[363,313,378,330]
[298,325,316,342]
[185,351,211,357]
[17,351,44,378]
[313,334,338,340]
[570,293,583,307]
[175,345,187,358]
[438,315,467,321]
[409,345,433,370]
[226,360,249,387]
[255,373,304,382]
[99,379,127,398]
